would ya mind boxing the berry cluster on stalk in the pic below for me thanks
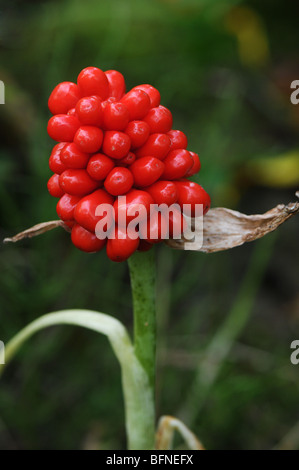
[47,67,211,262]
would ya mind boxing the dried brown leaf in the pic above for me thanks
[3,220,70,243]
[166,192,299,253]
[156,415,204,450]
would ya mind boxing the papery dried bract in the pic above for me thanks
[166,192,299,253]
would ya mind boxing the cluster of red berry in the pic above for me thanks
[47,67,211,262]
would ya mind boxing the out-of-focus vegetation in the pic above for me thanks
[0,0,298,450]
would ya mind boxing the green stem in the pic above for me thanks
[127,248,157,449]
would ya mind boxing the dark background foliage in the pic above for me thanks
[0,0,298,450]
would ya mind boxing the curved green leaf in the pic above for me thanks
[0,309,155,450]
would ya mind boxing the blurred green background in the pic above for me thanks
[0,0,299,450]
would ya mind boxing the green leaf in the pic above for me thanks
[0,310,155,450]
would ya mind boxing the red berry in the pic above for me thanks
[114,189,154,225]
[121,89,151,120]
[64,221,75,229]
[87,153,115,180]
[144,105,173,134]
[74,188,114,233]
[71,224,106,253]
[132,84,160,108]
[105,70,126,100]
[146,180,177,205]
[59,169,100,196]
[60,143,90,169]
[49,143,68,174]
[130,157,164,188]
[74,126,103,153]
[75,96,103,126]
[102,131,131,159]
[104,167,134,196]
[56,193,81,221]
[162,149,193,180]
[102,102,129,130]
[101,97,117,111]
[67,108,77,116]
[125,121,150,149]
[47,114,80,142]
[48,82,80,115]
[176,180,211,216]
[47,174,64,198]
[77,67,109,100]
[106,225,139,262]
[135,133,171,160]
[186,151,201,176]
[167,130,188,150]
[118,151,136,166]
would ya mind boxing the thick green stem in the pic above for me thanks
[127,248,157,449]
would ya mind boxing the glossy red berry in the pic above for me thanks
[64,221,75,229]
[47,174,64,198]
[75,96,103,126]
[186,151,201,176]
[102,131,131,159]
[132,84,160,108]
[176,180,211,216]
[49,143,68,174]
[48,82,81,115]
[121,89,151,120]
[47,114,80,142]
[144,105,173,134]
[167,130,188,150]
[102,102,129,131]
[146,180,177,205]
[77,67,109,100]
[56,193,81,221]
[101,97,117,111]
[73,126,103,153]
[125,120,150,149]
[130,157,164,188]
[162,149,193,180]
[118,151,136,166]
[60,143,90,169]
[87,153,115,180]
[74,188,114,233]
[135,133,171,160]
[71,224,107,253]
[114,189,154,225]
[67,108,77,116]
[105,70,126,100]
[106,225,139,262]
[104,167,134,196]
[59,169,100,196]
